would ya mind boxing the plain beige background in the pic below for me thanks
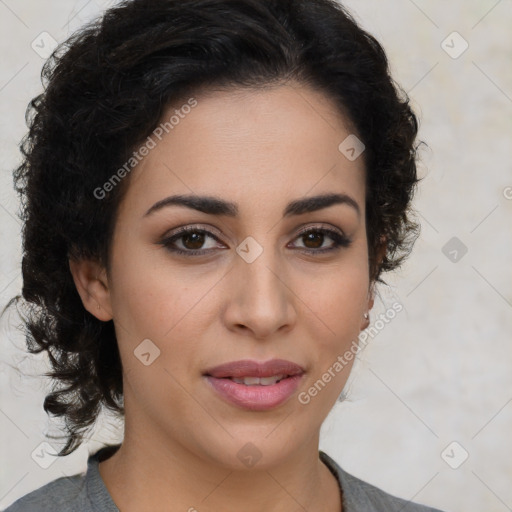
[1,1,511,511]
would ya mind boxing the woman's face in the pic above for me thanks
[91,83,372,469]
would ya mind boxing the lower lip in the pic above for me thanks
[204,375,303,411]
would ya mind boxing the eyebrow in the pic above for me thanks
[144,192,360,219]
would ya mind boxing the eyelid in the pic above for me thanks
[294,222,345,237]
[163,223,225,241]
[163,222,345,244]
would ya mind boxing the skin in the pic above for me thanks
[69,82,383,512]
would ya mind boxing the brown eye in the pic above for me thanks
[290,227,352,254]
[301,231,325,249]
[160,225,351,258]
[160,227,225,256]
[181,231,207,250]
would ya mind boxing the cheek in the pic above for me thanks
[108,234,217,339]
[107,250,224,402]
[303,258,369,337]
[298,254,369,391]
[294,270,367,420]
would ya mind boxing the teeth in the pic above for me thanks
[231,375,285,386]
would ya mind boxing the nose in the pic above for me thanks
[222,242,297,340]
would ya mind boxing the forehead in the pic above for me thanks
[118,83,366,219]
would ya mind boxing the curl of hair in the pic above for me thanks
[7,0,422,455]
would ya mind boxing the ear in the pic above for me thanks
[360,288,374,331]
[361,236,387,330]
[68,257,113,321]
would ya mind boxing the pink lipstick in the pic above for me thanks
[203,359,305,411]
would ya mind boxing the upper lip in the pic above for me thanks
[203,359,305,379]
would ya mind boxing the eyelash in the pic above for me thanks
[159,224,352,257]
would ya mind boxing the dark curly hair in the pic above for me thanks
[5,0,422,456]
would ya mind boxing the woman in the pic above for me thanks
[4,0,445,510]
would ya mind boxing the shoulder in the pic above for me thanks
[3,472,87,512]
[3,444,121,512]
[319,451,447,512]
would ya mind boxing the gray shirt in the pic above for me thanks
[4,444,446,511]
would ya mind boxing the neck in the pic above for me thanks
[98,422,342,511]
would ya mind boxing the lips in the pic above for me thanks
[203,358,305,379]
[203,359,306,411]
